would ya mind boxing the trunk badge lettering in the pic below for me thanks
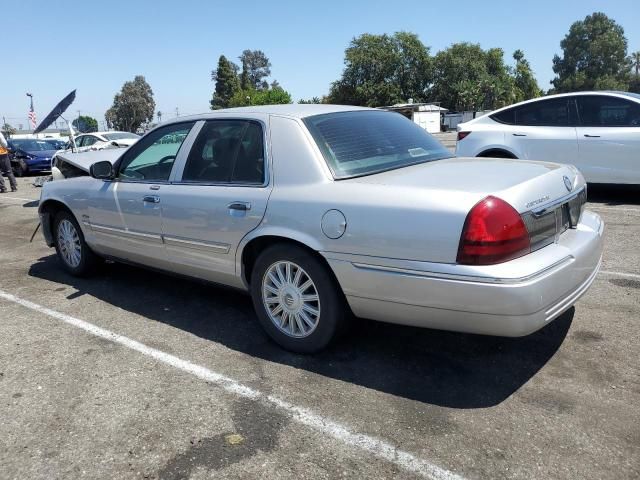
[526,196,550,209]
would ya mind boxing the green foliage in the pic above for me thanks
[210,50,291,109]
[551,12,631,92]
[512,50,542,102]
[228,86,292,107]
[632,51,640,77]
[432,43,520,110]
[327,32,432,107]
[72,115,98,133]
[298,97,323,104]
[1,123,16,137]
[211,55,240,110]
[105,75,155,133]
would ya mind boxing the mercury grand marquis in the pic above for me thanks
[38,105,604,352]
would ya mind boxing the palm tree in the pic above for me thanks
[632,51,640,76]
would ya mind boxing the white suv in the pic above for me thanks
[455,91,640,184]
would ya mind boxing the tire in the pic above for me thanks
[53,211,99,276]
[13,159,28,177]
[250,244,348,353]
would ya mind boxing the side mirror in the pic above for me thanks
[90,161,114,180]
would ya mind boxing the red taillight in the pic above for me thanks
[457,196,530,265]
[457,131,471,141]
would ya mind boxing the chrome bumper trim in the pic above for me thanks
[351,256,573,285]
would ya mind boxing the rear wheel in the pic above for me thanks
[477,149,517,159]
[13,160,28,177]
[53,211,99,276]
[250,244,348,353]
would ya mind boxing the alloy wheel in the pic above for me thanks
[262,260,321,338]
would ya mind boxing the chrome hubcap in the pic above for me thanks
[57,219,82,268]
[262,261,320,338]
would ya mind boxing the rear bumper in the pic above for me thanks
[323,210,604,337]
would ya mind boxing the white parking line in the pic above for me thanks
[588,206,640,214]
[0,289,464,480]
[600,270,640,280]
[0,196,39,203]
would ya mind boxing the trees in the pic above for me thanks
[299,97,323,104]
[210,50,291,108]
[632,51,640,76]
[72,115,98,133]
[227,86,292,107]
[431,43,518,111]
[551,12,631,92]
[327,32,432,107]
[211,55,240,109]
[1,123,16,137]
[512,50,542,102]
[239,49,272,90]
[105,75,155,133]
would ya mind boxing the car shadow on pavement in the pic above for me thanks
[29,255,572,409]
[587,184,640,206]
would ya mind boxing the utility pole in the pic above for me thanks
[76,110,81,132]
[175,107,179,117]
[157,111,162,124]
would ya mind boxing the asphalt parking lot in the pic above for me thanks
[0,175,638,480]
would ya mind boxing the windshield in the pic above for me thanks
[9,139,55,151]
[103,132,140,141]
[304,110,452,179]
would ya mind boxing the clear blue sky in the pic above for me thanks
[2,0,639,129]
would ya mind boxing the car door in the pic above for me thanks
[502,97,579,163]
[575,95,640,183]
[85,122,196,268]
[159,117,272,287]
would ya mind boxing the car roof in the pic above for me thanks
[495,90,638,113]
[167,104,376,123]
[465,90,640,124]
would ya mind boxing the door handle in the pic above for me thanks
[143,195,160,204]
[584,134,600,138]
[512,133,527,137]
[227,202,251,211]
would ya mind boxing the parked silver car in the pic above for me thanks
[38,105,604,352]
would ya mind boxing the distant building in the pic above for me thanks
[10,128,67,139]
[382,102,447,133]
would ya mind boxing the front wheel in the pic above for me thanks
[53,211,99,276]
[250,244,348,353]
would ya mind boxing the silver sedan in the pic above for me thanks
[38,105,604,352]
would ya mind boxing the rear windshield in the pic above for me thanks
[303,111,452,179]
[103,132,140,141]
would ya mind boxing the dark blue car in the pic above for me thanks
[7,139,57,176]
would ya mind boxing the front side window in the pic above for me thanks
[303,111,452,179]
[181,120,265,184]
[577,95,640,127]
[118,122,195,181]
[513,98,569,126]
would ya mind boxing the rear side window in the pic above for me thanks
[491,108,515,125]
[181,120,265,184]
[303,111,451,179]
[513,98,569,126]
[577,96,640,127]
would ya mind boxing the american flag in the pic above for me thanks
[28,98,36,130]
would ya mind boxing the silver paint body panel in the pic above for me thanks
[39,105,604,336]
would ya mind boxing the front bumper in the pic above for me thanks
[323,210,604,337]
